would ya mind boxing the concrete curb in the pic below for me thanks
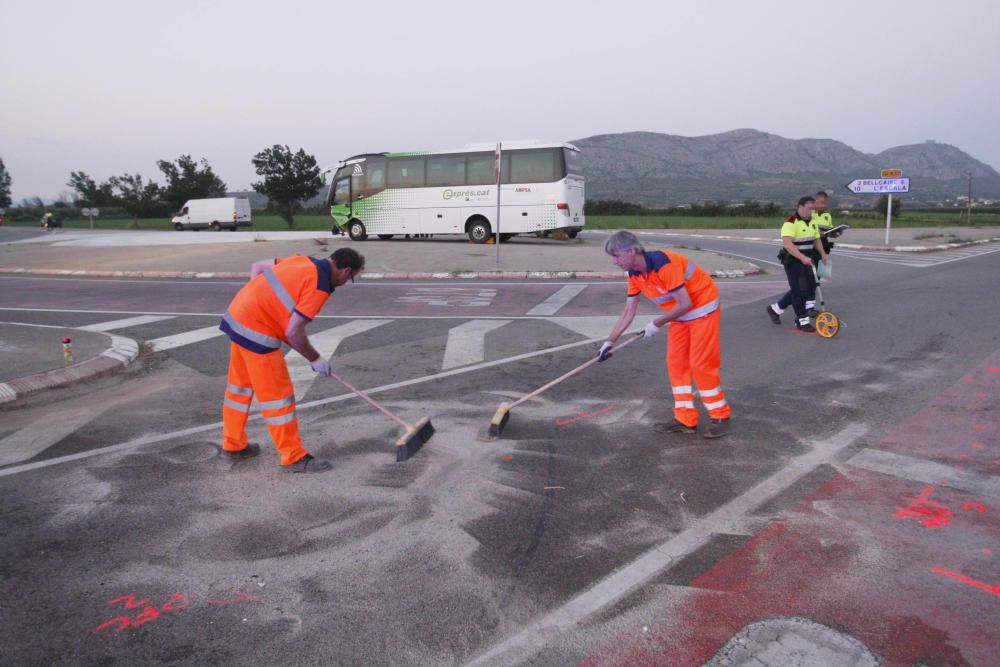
[0,325,140,405]
[627,230,1000,253]
[0,266,762,281]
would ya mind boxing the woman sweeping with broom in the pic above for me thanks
[599,230,732,439]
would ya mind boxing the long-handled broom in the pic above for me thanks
[327,369,434,461]
[488,333,642,438]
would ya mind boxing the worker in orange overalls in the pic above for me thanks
[599,230,731,438]
[218,247,365,472]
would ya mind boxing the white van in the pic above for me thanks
[172,197,252,231]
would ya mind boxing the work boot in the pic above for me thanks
[796,322,817,333]
[281,454,332,474]
[220,443,260,460]
[765,304,781,324]
[704,418,730,439]
[653,419,697,434]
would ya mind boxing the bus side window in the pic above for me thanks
[466,152,509,185]
[365,159,386,196]
[388,158,425,188]
[426,155,466,187]
[511,149,557,184]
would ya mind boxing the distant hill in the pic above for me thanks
[571,129,1000,207]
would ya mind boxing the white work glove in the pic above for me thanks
[642,321,661,339]
[597,341,614,362]
[309,358,331,376]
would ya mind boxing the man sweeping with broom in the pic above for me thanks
[218,247,365,472]
[600,231,732,438]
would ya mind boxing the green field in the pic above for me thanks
[4,210,999,232]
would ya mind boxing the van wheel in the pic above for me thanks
[468,219,491,243]
[211,221,221,231]
[567,229,579,239]
[348,220,367,241]
[377,234,394,240]
[174,223,183,231]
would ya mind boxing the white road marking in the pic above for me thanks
[78,314,175,332]
[846,448,1000,498]
[0,334,609,478]
[525,285,587,316]
[442,319,513,369]
[0,406,98,467]
[394,287,498,307]
[148,325,226,351]
[548,316,621,340]
[464,423,869,667]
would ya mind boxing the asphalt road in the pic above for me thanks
[1,234,998,666]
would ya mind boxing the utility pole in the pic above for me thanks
[966,172,972,224]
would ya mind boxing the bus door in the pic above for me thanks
[330,176,352,227]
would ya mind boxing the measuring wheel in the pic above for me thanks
[815,311,840,338]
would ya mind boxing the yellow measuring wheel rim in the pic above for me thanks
[815,311,839,338]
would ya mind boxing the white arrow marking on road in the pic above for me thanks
[148,325,226,351]
[442,319,512,369]
[547,316,621,340]
[525,284,587,316]
[79,314,176,332]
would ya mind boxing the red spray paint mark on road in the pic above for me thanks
[894,486,953,528]
[96,590,252,634]
[971,442,984,450]
[556,405,618,426]
[499,455,513,461]
[975,425,987,430]
[982,549,993,555]
[931,567,1000,597]
[988,367,1000,372]
[962,502,987,513]
[968,403,978,410]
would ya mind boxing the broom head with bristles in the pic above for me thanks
[488,402,512,439]
[395,416,434,462]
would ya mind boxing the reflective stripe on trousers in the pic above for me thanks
[666,308,731,425]
[222,342,308,466]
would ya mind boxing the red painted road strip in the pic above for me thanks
[583,350,1000,666]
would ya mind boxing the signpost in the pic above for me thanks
[494,142,502,267]
[845,173,909,244]
[81,207,100,230]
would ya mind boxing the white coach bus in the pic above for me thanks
[325,142,585,242]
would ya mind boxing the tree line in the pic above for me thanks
[0,146,324,228]
[585,199,784,217]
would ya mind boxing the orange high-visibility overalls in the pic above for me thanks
[628,250,731,427]
[219,255,335,464]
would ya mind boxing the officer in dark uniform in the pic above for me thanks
[765,196,829,332]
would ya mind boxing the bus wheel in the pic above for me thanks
[377,234,394,240]
[567,229,579,239]
[211,221,221,231]
[348,220,368,241]
[468,219,491,243]
[500,233,514,242]
[174,223,183,231]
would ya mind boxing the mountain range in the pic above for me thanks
[570,129,1000,207]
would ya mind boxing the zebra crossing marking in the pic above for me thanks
[525,285,587,316]
[148,325,226,352]
[442,319,513,369]
[79,314,176,332]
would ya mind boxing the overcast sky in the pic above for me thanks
[2,0,998,201]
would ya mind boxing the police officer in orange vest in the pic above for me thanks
[219,247,365,472]
[599,230,732,438]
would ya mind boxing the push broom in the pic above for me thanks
[488,333,642,438]
[327,369,434,461]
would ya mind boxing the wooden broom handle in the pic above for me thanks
[327,369,410,429]
[509,333,642,410]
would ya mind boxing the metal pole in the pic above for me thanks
[967,172,972,224]
[495,142,502,268]
[89,213,94,230]
[884,193,893,245]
